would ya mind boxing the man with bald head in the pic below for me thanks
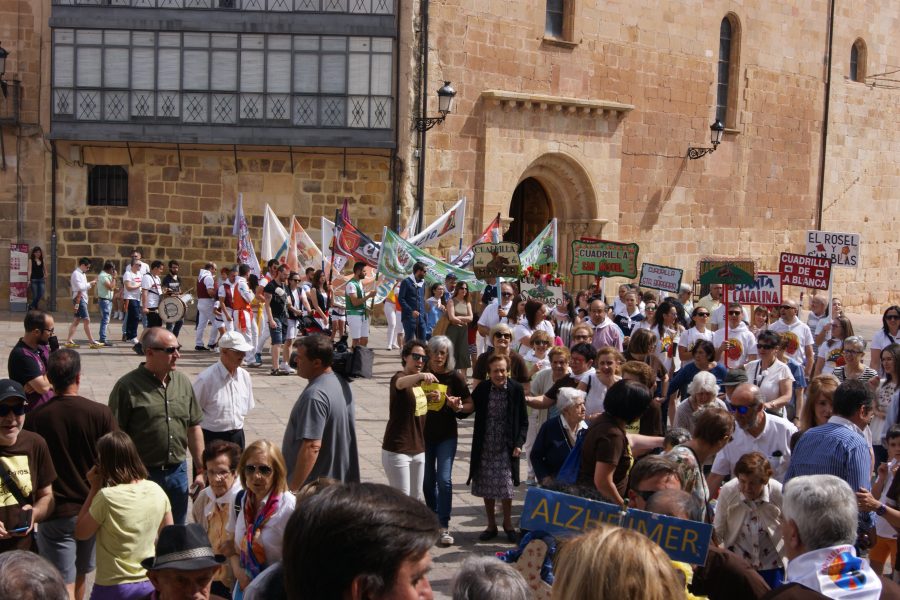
[108,327,204,524]
[587,299,622,352]
[706,383,797,497]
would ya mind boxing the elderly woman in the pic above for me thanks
[744,330,795,417]
[229,440,296,596]
[672,371,728,433]
[422,335,469,546]
[577,380,652,505]
[192,440,242,599]
[529,387,588,485]
[383,339,433,499]
[834,336,878,384]
[714,452,785,588]
[667,406,735,522]
[667,339,727,417]
[471,323,531,389]
[568,323,595,349]
[459,354,528,543]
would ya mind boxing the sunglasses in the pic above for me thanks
[244,464,273,476]
[150,345,182,354]
[410,353,427,361]
[695,312,710,317]
[0,403,27,417]
[887,315,900,321]
[494,333,512,340]
[757,343,776,350]
[727,404,754,415]
[780,305,796,310]
[532,340,550,346]
[289,278,301,282]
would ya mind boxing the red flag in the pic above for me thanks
[453,215,501,268]
[334,205,380,268]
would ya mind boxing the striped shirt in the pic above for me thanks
[785,421,874,529]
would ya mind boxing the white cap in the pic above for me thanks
[217,331,254,353]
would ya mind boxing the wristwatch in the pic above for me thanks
[877,504,888,516]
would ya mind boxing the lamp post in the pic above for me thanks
[413,80,456,234]
[414,82,456,132]
[688,120,725,159]
[0,42,8,97]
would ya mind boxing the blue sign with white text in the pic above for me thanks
[520,487,713,564]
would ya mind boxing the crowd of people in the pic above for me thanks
[6,251,900,599]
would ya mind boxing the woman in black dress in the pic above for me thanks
[28,246,45,310]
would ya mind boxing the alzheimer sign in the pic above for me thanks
[520,488,712,564]
[780,253,831,290]
[473,242,521,279]
[639,263,683,293]
[727,272,783,307]
[806,230,860,268]
[570,240,639,278]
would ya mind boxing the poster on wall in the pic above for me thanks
[9,243,29,311]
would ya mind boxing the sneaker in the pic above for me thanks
[246,360,262,368]
[439,529,454,546]
[88,342,103,349]
[64,341,79,348]
[132,343,144,356]
[194,345,209,352]
[255,353,262,364]
[270,368,284,376]
[279,366,296,375]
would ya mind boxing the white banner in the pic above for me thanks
[260,204,290,262]
[727,272,783,307]
[806,230,860,269]
[639,263,683,293]
[407,197,466,250]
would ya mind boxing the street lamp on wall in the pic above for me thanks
[0,42,9,97]
[688,119,725,159]
[414,82,456,132]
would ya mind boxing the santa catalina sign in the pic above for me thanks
[570,240,639,278]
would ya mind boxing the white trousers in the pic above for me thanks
[523,408,550,480]
[382,449,425,501]
[195,299,218,347]
[384,302,401,345]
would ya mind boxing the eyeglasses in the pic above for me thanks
[244,464,273,476]
[757,344,775,350]
[780,305,796,310]
[695,312,710,317]
[728,311,742,316]
[150,345,182,354]
[410,353,427,361]
[207,469,235,480]
[887,315,900,321]
[0,403,27,417]
[727,404,754,415]
[494,333,512,340]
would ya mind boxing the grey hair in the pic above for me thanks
[0,550,68,600]
[427,335,456,372]
[646,489,702,522]
[557,387,586,413]
[734,383,764,406]
[782,474,857,551]
[687,371,719,398]
[842,335,866,351]
[452,556,529,600]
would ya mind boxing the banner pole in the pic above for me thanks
[723,284,730,369]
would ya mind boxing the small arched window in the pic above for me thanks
[850,39,867,82]
[716,14,741,127]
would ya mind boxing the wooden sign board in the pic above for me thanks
[697,258,756,286]
[806,230,860,269]
[727,272,783,307]
[570,240,639,278]
[521,282,564,307]
[639,263,684,294]
[473,242,521,279]
[779,253,831,290]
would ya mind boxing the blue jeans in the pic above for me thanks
[402,316,424,342]
[125,299,142,341]
[98,299,112,343]
[29,279,45,309]
[147,461,189,525]
[423,437,457,528]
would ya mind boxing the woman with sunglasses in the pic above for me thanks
[471,324,531,391]
[458,354,528,542]
[813,316,855,377]
[872,306,900,374]
[422,336,468,546]
[229,440,295,597]
[382,340,434,501]
[677,306,714,365]
[75,431,173,600]
[744,331,795,418]
[666,406,735,523]
[513,299,554,353]
[833,336,878,384]
[445,282,473,375]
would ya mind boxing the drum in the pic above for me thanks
[160,294,194,323]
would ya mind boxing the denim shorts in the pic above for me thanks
[36,516,96,583]
[73,298,89,319]
[269,316,288,345]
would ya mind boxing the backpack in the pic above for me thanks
[555,428,588,485]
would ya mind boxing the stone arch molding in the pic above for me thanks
[511,152,599,223]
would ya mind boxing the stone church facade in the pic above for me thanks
[0,0,897,310]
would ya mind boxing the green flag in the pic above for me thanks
[378,228,485,292]
[519,218,557,268]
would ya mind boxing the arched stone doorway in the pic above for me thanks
[504,178,552,247]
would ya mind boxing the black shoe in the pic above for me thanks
[478,528,498,541]
[195,345,209,352]
[132,343,144,356]
[503,528,518,543]
[122,334,128,341]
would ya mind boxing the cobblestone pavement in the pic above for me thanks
[0,309,885,597]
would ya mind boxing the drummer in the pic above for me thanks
[161,260,185,337]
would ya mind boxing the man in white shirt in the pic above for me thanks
[477,282,515,347]
[677,283,694,317]
[192,331,255,450]
[712,302,758,368]
[64,258,101,349]
[195,262,218,352]
[696,283,723,324]
[122,260,143,345]
[134,260,165,355]
[232,264,256,351]
[768,299,815,378]
[121,249,150,338]
[708,383,797,496]
[710,302,749,331]
[805,295,828,354]
[775,475,881,599]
